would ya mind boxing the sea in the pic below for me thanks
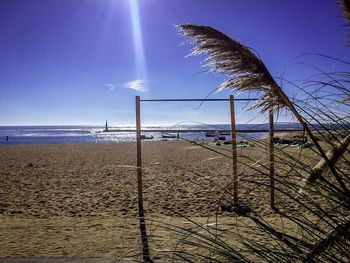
[0,123,305,145]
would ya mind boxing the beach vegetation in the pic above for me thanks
[150,1,350,262]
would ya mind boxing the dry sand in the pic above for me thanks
[0,140,317,260]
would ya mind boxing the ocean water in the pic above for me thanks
[0,124,304,145]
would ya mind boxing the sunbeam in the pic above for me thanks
[128,0,148,89]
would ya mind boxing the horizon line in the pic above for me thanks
[0,122,304,127]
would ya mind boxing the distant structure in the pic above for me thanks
[104,120,109,132]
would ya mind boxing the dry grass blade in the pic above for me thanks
[305,215,350,262]
[301,134,350,191]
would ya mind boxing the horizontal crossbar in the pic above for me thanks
[140,98,258,102]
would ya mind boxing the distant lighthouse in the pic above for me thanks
[104,120,109,132]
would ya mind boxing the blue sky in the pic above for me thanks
[0,0,348,126]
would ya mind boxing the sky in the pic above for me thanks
[0,0,348,126]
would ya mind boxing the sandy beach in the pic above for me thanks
[0,140,318,260]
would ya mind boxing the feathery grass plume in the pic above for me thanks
[176,24,284,113]
[177,24,349,195]
[341,0,350,25]
[341,0,350,44]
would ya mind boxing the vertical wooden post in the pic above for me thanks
[269,97,275,209]
[230,95,238,206]
[136,96,152,262]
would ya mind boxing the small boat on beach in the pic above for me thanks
[140,134,154,140]
[273,136,307,146]
[161,134,176,139]
[222,140,251,147]
[206,131,230,137]
[237,141,249,147]
[205,132,215,137]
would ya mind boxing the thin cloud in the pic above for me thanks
[106,84,115,91]
[106,80,147,92]
[124,80,147,92]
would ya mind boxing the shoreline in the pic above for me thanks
[0,129,307,146]
[0,124,316,145]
